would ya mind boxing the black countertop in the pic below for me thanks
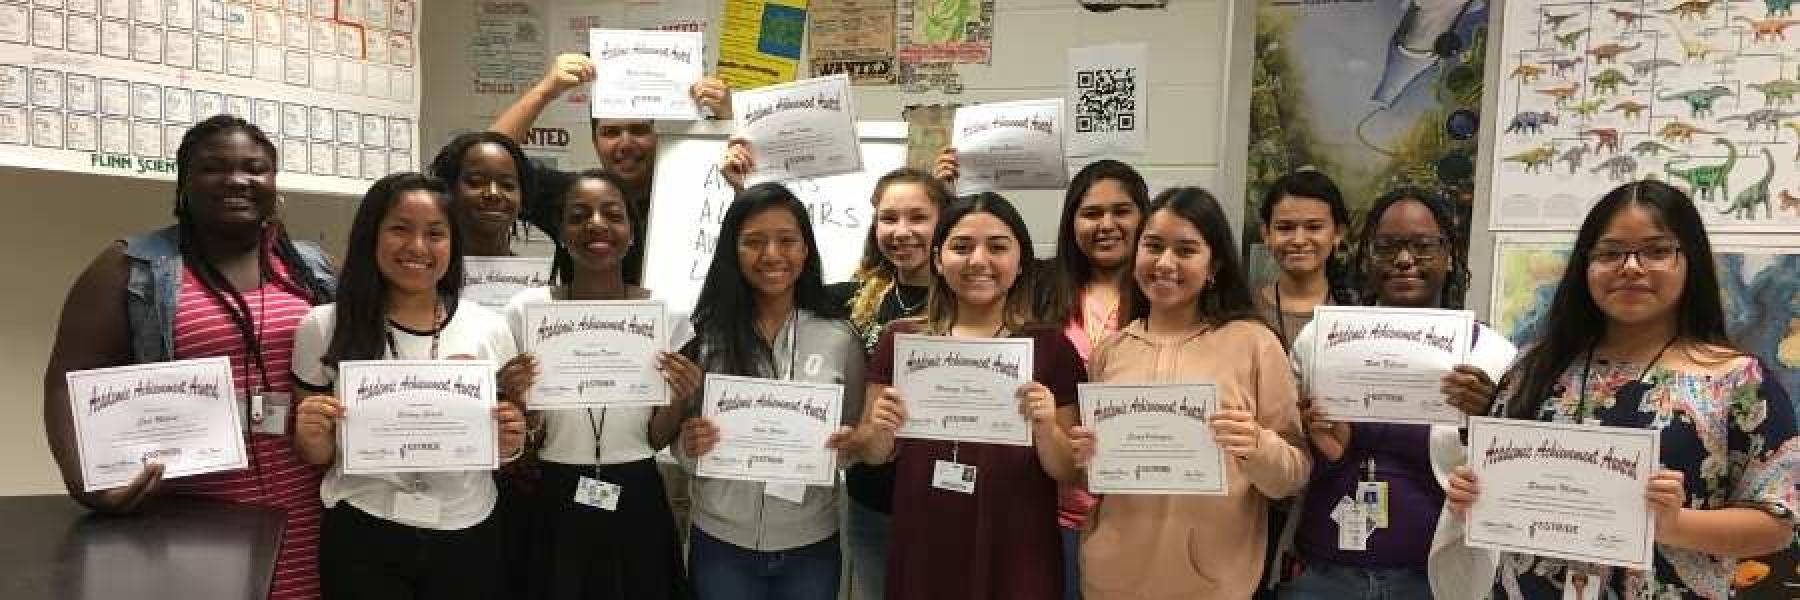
[0,495,283,600]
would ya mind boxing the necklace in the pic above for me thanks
[1082,287,1119,348]
[889,282,924,315]
[1574,336,1676,424]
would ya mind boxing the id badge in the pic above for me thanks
[765,482,807,504]
[574,476,621,511]
[393,492,442,525]
[247,392,292,435]
[1332,496,1371,551]
[931,460,976,494]
[1357,480,1389,528]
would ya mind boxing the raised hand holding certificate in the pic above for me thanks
[66,357,247,492]
[732,73,863,184]
[1307,306,1474,426]
[951,98,1068,194]
[337,360,498,475]
[462,257,551,310]
[1079,383,1227,495]
[894,334,1034,446]
[1465,417,1659,570]
[590,29,704,120]
[524,300,668,409]
[697,374,844,486]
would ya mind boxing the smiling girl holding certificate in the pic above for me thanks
[289,174,535,600]
[1275,189,1517,600]
[856,193,1088,600]
[671,183,865,600]
[1446,181,1798,600]
[499,170,700,600]
[1066,187,1309,599]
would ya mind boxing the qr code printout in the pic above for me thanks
[1075,69,1136,133]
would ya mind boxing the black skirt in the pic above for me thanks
[524,458,689,600]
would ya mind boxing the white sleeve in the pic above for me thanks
[290,305,336,388]
[502,291,530,354]
[1289,321,1317,397]
[1465,323,1519,381]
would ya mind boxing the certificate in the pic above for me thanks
[951,98,1068,194]
[1078,383,1227,495]
[697,374,844,486]
[1465,417,1659,570]
[893,334,1034,446]
[1307,306,1474,426]
[336,360,498,474]
[65,357,248,492]
[461,256,551,310]
[731,74,863,184]
[523,300,669,409]
[589,28,703,120]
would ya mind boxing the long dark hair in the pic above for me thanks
[1043,159,1153,325]
[1500,180,1737,418]
[1126,187,1266,331]
[1347,187,1471,309]
[428,131,543,238]
[549,169,639,287]
[324,173,463,365]
[923,192,1049,333]
[173,116,333,380]
[687,183,845,377]
[847,168,952,329]
[1258,169,1357,305]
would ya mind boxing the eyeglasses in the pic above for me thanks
[1589,243,1682,270]
[1370,236,1448,262]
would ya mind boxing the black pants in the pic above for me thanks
[529,459,689,600]
[321,502,502,600]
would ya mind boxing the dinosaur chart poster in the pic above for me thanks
[1492,0,1800,232]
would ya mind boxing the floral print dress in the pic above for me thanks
[1491,356,1797,600]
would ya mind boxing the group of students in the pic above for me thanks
[40,51,1798,600]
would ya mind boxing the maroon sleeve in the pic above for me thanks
[1033,329,1088,407]
[867,328,896,386]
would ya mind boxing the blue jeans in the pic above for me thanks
[842,499,889,600]
[690,527,840,600]
[1277,560,1432,600]
[1061,526,1082,600]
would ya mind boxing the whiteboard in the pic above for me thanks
[643,119,908,313]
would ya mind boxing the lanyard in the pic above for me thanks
[384,298,444,360]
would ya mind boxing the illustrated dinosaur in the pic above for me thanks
[1659,85,1734,118]
[1658,121,1721,143]
[1586,42,1642,64]
[1590,154,1640,181]
[1610,8,1651,29]
[1608,100,1650,119]
[1581,128,1622,154]
[1554,27,1590,51]
[1511,64,1548,83]
[1719,148,1775,219]
[1779,189,1800,212]
[1717,109,1800,130]
[1748,78,1800,105]
[1589,68,1638,94]
[1667,22,1720,62]
[1734,16,1800,41]
[1560,144,1593,173]
[1662,137,1738,202]
[1625,57,1680,77]
[1785,121,1800,158]
[1657,0,1713,19]
[1545,11,1581,29]
[1548,57,1585,76]
[1568,99,1606,121]
[1769,0,1794,18]
[1632,140,1679,156]
[1505,144,1558,173]
[1506,111,1560,134]
[1538,84,1581,107]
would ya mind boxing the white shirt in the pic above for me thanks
[503,286,658,466]
[291,301,517,530]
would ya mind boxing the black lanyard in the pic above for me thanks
[384,298,444,360]
[1574,337,1675,424]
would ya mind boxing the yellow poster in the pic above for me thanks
[717,0,810,90]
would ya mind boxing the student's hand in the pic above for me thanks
[866,387,907,433]
[94,462,165,513]
[540,53,596,97]
[658,352,704,409]
[495,401,528,461]
[498,354,541,408]
[825,425,858,463]
[1445,465,1479,518]
[1017,382,1058,429]
[681,417,721,458]
[1646,469,1686,533]
[1302,399,1351,460]
[721,137,754,192]
[1210,404,1261,459]
[1068,425,1097,469]
[1442,364,1497,416]
[691,76,733,118]
[296,395,344,445]
[932,147,959,185]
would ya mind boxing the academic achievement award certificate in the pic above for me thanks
[1465,417,1659,570]
[66,357,248,491]
[337,360,499,475]
[462,257,552,310]
[1079,383,1228,495]
[951,98,1068,194]
[697,374,844,486]
[523,300,669,409]
[893,334,1034,446]
[590,28,704,120]
[732,73,863,184]
[1307,306,1475,426]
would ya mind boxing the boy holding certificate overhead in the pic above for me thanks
[1066,187,1310,599]
[855,192,1088,600]
[289,174,535,600]
[1446,181,1797,599]
[669,183,865,600]
[1274,189,1517,600]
